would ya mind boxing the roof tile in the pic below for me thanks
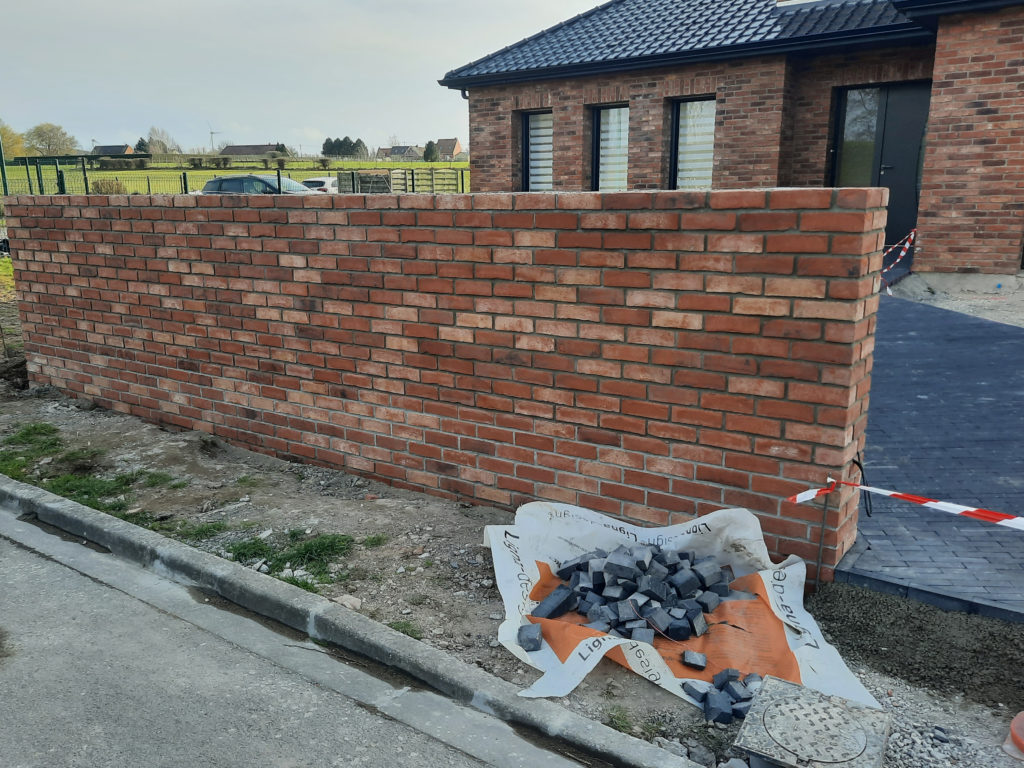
[442,0,918,86]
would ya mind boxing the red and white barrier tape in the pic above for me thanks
[788,477,1024,532]
[879,229,917,295]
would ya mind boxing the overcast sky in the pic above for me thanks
[4,0,604,155]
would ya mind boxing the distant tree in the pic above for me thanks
[338,136,355,157]
[386,134,401,148]
[0,120,26,157]
[134,137,150,153]
[24,123,80,155]
[275,143,287,155]
[353,139,368,159]
[322,137,334,156]
[318,157,331,170]
[423,140,439,162]
[147,126,181,154]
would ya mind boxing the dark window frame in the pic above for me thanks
[590,104,629,192]
[669,96,717,190]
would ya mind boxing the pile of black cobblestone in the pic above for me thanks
[517,542,763,721]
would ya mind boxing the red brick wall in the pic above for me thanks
[469,56,787,193]
[915,6,1024,274]
[3,189,885,579]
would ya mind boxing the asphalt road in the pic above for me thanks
[0,511,585,768]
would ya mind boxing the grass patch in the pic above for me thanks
[236,474,263,488]
[118,509,157,527]
[363,533,387,547]
[169,479,190,489]
[605,706,633,733]
[287,528,306,542]
[226,538,276,563]
[278,575,320,593]
[388,620,422,640]
[0,422,63,479]
[42,472,134,512]
[405,593,427,606]
[269,534,353,579]
[176,521,229,540]
[56,447,104,466]
[141,471,176,488]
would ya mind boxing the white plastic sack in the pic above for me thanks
[484,502,877,708]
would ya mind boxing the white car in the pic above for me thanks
[300,176,339,193]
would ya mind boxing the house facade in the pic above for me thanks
[441,0,1024,274]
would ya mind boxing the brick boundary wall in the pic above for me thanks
[3,189,885,580]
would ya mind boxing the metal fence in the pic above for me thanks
[0,160,470,196]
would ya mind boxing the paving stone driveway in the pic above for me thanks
[835,296,1024,621]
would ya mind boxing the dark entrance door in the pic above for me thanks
[833,81,931,270]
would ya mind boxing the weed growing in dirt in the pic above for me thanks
[175,521,228,540]
[287,528,306,542]
[406,594,428,606]
[55,448,104,472]
[236,475,263,488]
[270,534,353,579]
[227,538,276,563]
[142,471,176,488]
[0,422,62,479]
[169,480,189,489]
[43,473,135,512]
[387,620,422,640]
[278,575,320,593]
[606,706,633,733]
[363,533,387,547]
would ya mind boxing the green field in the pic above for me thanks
[2,158,470,195]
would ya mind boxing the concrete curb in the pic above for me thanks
[0,476,698,768]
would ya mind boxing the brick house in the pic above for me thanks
[441,0,1024,274]
[436,138,464,161]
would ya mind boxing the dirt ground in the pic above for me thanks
[0,383,1021,767]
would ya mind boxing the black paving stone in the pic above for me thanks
[835,298,1024,622]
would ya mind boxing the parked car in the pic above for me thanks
[199,175,316,195]
[300,176,339,193]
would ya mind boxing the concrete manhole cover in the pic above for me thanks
[735,676,890,768]
[763,695,867,762]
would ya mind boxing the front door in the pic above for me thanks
[833,81,931,268]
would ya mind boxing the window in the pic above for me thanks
[522,112,553,191]
[593,106,629,191]
[672,99,716,189]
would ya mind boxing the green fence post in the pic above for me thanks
[182,172,189,194]
[0,133,9,196]
[431,168,436,193]
[35,160,44,195]
[147,176,152,195]
[81,157,90,195]
[57,170,66,195]
[276,169,282,192]
[24,159,33,194]
[410,169,416,193]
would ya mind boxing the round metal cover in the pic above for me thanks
[763,694,868,763]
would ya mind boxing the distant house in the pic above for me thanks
[91,144,134,156]
[386,145,425,162]
[435,138,463,161]
[375,147,392,161]
[440,0,1024,275]
[220,144,281,156]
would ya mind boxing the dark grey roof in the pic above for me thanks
[441,0,929,87]
[91,144,132,155]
